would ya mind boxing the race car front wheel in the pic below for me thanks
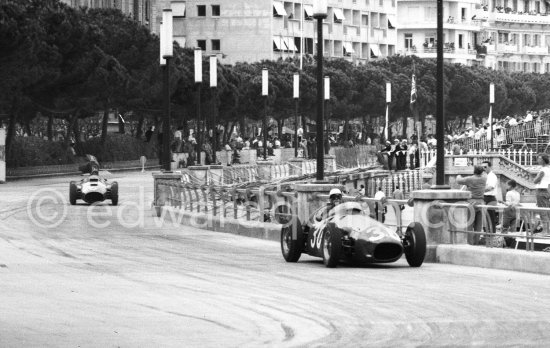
[322,226,342,268]
[69,181,77,205]
[111,182,119,206]
[281,220,304,262]
[404,222,427,267]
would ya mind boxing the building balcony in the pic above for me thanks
[398,18,482,30]
[473,10,550,25]
[524,46,549,54]
[495,12,550,24]
[398,47,477,59]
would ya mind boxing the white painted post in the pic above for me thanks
[0,128,5,183]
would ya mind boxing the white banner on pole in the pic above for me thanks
[385,104,389,141]
[0,128,5,183]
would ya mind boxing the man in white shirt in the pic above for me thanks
[482,160,498,233]
[524,112,533,123]
[508,116,518,127]
[374,187,386,223]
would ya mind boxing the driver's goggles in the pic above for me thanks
[330,194,342,200]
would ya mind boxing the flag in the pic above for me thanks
[410,73,417,107]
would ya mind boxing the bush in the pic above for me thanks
[7,136,75,167]
[7,134,158,168]
[79,133,158,163]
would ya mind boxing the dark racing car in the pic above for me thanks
[69,155,119,205]
[280,201,426,268]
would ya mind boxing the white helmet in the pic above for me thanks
[329,188,342,197]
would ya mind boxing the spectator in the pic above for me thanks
[533,154,550,233]
[374,187,386,223]
[456,165,487,245]
[392,185,405,210]
[145,126,154,142]
[359,184,365,196]
[499,179,521,233]
[482,160,498,234]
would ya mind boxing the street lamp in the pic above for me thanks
[324,76,330,154]
[385,82,391,142]
[210,55,218,164]
[194,47,202,164]
[313,0,327,181]
[293,72,299,158]
[160,9,173,172]
[434,0,447,188]
[262,68,268,160]
[489,82,494,150]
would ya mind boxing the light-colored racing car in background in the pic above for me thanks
[69,155,119,205]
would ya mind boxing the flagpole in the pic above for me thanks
[385,104,389,141]
[300,0,303,70]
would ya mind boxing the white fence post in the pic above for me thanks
[0,128,5,184]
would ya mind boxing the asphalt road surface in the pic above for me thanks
[1,172,550,347]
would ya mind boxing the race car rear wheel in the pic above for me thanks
[69,181,77,205]
[404,222,427,267]
[280,220,304,262]
[322,226,342,268]
[111,181,119,206]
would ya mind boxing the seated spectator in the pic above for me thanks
[500,180,521,233]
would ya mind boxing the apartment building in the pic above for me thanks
[473,0,550,73]
[155,0,397,65]
[397,0,550,73]
[60,0,156,31]
[396,0,482,65]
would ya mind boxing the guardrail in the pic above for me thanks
[438,202,550,251]
[449,116,550,152]
[156,179,408,227]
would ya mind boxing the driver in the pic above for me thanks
[327,188,343,212]
[315,188,343,221]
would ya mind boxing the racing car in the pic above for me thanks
[280,201,426,268]
[69,155,119,205]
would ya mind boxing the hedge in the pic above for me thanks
[7,134,158,168]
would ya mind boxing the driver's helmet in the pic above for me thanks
[329,188,342,200]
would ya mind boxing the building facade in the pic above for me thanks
[396,0,483,65]
[474,0,550,73]
[60,0,157,31]
[396,0,550,72]
[156,0,397,65]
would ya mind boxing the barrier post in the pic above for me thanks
[324,154,336,172]
[152,172,182,217]
[411,189,471,261]
[256,160,274,181]
[0,128,5,184]
[209,164,223,185]
[188,165,209,185]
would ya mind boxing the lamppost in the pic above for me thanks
[313,0,327,181]
[385,82,391,142]
[160,9,173,172]
[434,0,447,188]
[324,76,330,154]
[262,68,268,160]
[489,82,494,150]
[293,72,299,158]
[194,47,202,165]
[210,55,218,164]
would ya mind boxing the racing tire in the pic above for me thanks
[280,220,304,262]
[322,225,343,268]
[404,222,427,267]
[69,181,77,205]
[111,181,119,206]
